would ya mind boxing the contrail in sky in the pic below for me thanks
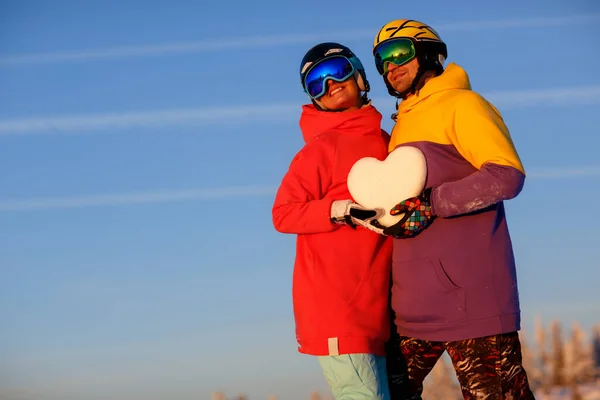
[526,166,600,179]
[0,185,278,212]
[1,167,599,212]
[0,14,598,65]
[1,85,599,136]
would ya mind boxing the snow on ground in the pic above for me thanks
[534,383,600,400]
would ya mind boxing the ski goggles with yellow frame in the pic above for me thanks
[373,38,417,75]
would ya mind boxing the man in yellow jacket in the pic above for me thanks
[367,19,536,399]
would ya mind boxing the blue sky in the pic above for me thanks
[1,1,599,399]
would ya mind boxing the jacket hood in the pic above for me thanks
[299,103,383,143]
[399,62,472,113]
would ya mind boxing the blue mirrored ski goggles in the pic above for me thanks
[303,55,355,99]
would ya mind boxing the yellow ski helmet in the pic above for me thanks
[373,19,447,98]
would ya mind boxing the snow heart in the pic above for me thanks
[347,146,427,227]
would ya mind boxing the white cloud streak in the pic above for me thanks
[485,85,600,108]
[527,166,600,179]
[1,85,599,136]
[0,185,277,212]
[0,14,599,65]
[1,167,599,212]
[0,103,299,136]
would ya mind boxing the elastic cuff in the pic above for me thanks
[429,187,438,216]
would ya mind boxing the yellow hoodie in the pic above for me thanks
[389,62,524,174]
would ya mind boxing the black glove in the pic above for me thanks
[330,200,386,235]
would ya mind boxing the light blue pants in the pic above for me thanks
[317,353,391,400]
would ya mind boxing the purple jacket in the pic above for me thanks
[387,63,526,342]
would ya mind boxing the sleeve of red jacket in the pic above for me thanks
[431,92,526,218]
[272,135,339,234]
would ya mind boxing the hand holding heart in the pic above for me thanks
[347,146,427,227]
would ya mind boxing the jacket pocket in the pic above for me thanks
[392,257,466,324]
[343,270,391,337]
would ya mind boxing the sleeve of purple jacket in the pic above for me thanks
[430,92,526,218]
[431,164,525,218]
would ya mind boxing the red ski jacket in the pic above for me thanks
[272,103,393,356]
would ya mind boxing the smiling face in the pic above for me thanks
[386,57,420,96]
[318,76,362,112]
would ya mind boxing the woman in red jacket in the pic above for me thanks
[272,42,393,400]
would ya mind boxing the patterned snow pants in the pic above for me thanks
[385,331,536,400]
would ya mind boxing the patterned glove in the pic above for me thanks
[330,200,386,235]
[382,188,435,239]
